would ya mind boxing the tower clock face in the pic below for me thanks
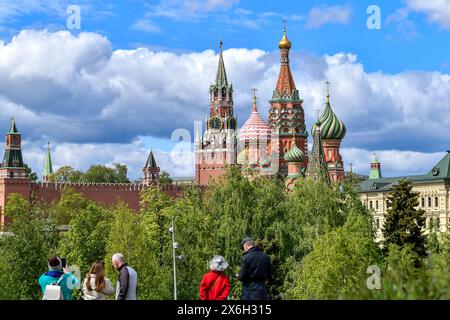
[208,116,223,131]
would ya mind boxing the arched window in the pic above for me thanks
[435,197,439,207]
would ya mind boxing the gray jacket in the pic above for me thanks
[115,265,137,300]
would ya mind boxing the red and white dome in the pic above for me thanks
[239,101,271,142]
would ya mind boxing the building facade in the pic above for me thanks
[358,151,450,241]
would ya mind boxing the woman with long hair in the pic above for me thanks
[82,260,115,300]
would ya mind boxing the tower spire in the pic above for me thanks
[369,152,382,179]
[43,142,53,181]
[215,40,228,88]
[305,121,329,183]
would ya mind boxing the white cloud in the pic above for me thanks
[406,0,450,29]
[0,29,449,179]
[305,4,351,29]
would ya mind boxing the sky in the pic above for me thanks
[0,0,449,179]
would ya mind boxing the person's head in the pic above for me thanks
[86,260,106,292]
[48,257,62,271]
[241,237,255,252]
[209,255,228,272]
[112,253,125,270]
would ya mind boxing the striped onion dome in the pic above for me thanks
[284,140,304,162]
[239,98,271,142]
[311,100,346,140]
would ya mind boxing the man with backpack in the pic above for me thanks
[39,257,79,300]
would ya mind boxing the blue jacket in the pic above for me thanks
[39,271,79,300]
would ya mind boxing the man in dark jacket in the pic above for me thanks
[112,253,138,300]
[238,237,272,300]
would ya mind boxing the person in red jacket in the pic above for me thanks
[199,255,230,300]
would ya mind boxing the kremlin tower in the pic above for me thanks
[195,41,237,185]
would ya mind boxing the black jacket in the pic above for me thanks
[238,247,272,284]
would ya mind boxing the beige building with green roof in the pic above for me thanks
[358,150,450,242]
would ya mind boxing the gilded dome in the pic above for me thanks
[278,31,292,49]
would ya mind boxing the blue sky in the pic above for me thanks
[0,0,449,179]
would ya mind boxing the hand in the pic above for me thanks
[63,266,71,273]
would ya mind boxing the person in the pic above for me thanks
[199,255,230,300]
[39,257,79,300]
[112,253,138,300]
[82,260,115,300]
[238,237,272,300]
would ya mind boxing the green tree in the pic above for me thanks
[286,209,380,299]
[0,194,59,299]
[48,165,84,183]
[383,180,426,262]
[59,201,112,274]
[23,163,38,182]
[81,164,130,183]
[105,201,171,299]
[159,170,173,185]
[50,187,90,225]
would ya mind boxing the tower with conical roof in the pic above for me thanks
[269,21,308,176]
[369,153,382,179]
[42,142,53,182]
[305,121,329,183]
[0,118,31,227]
[195,41,237,185]
[143,149,160,186]
[312,82,346,182]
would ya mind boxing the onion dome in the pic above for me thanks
[284,140,304,162]
[239,94,271,142]
[278,25,291,49]
[311,83,346,139]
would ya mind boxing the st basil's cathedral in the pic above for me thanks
[195,26,347,187]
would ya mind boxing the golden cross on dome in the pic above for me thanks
[282,18,286,33]
[315,108,320,119]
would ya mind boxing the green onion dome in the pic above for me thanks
[311,101,346,140]
[284,141,304,162]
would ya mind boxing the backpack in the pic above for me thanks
[42,274,65,300]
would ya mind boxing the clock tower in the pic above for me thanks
[195,41,237,185]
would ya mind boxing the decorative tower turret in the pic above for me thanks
[284,132,305,190]
[269,21,308,176]
[0,118,27,180]
[369,153,382,179]
[305,120,329,183]
[42,142,53,182]
[238,89,271,177]
[143,149,160,186]
[195,41,237,185]
[312,81,346,182]
[0,118,31,227]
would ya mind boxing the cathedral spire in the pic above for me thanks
[8,117,18,134]
[42,142,53,181]
[369,153,382,179]
[305,121,329,182]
